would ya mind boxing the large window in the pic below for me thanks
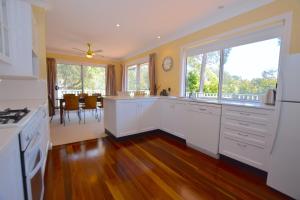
[127,62,149,92]
[56,63,106,98]
[185,37,281,102]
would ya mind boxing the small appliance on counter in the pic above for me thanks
[160,88,171,96]
[264,89,276,105]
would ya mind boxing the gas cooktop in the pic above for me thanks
[0,108,30,125]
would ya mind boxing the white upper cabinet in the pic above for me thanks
[0,0,10,62]
[0,0,33,78]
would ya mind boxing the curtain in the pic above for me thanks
[121,64,126,92]
[106,64,117,96]
[46,58,57,116]
[149,53,156,95]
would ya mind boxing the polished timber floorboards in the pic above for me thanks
[44,132,291,200]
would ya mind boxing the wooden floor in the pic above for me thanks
[44,131,291,200]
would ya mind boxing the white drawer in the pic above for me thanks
[186,103,221,115]
[223,106,273,123]
[220,136,266,171]
[222,117,269,135]
[222,127,266,146]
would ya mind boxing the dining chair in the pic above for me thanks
[48,94,59,122]
[97,96,104,121]
[82,96,98,123]
[92,93,101,97]
[79,93,88,99]
[63,94,81,125]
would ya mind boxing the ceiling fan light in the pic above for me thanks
[86,54,93,58]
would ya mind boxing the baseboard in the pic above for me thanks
[187,142,220,159]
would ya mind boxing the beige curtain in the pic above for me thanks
[149,53,156,95]
[121,64,126,92]
[106,64,117,96]
[46,58,57,116]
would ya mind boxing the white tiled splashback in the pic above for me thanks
[0,79,47,100]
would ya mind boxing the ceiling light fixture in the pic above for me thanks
[86,54,93,59]
[116,24,120,27]
[157,36,161,39]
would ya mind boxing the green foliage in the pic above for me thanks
[187,71,199,92]
[185,50,277,97]
[57,64,82,89]
[57,64,106,92]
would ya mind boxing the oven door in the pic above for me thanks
[24,131,45,200]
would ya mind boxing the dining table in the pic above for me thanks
[57,96,103,124]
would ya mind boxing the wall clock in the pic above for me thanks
[162,56,173,72]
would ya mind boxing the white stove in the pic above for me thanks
[0,108,30,125]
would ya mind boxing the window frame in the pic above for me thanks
[181,18,287,102]
[126,61,150,92]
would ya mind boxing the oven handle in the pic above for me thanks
[28,148,44,179]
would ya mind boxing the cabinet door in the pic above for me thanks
[160,100,187,138]
[116,101,138,136]
[139,100,157,132]
[0,136,24,200]
[186,104,221,155]
[161,100,176,133]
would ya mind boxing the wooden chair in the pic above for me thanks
[97,97,104,121]
[48,94,59,122]
[92,93,101,97]
[63,94,81,125]
[82,96,98,123]
[79,93,88,99]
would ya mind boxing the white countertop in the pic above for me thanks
[104,96,275,110]
[0,98,47,152]
[0,98,47,129]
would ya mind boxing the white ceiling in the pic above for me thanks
[46,0,273,60]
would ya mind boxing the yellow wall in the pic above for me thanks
[46,52,123,92]
[123,0,300,96]
[32,6,47,80]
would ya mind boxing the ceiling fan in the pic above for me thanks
[72,43,103,58]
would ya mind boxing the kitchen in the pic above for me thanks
[1,0,300,200]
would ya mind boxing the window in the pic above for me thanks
[126,62,149,92]
[184,38,281,102]
[56,63,106,98]
[186,51,220,98]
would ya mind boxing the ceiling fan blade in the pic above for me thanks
[72,48,86,52]
[93,49,103,53]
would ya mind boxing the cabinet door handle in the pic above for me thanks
[239,122,249,126]
[237,143,247,148]
[240,112,251,116]
[238,132,249,137]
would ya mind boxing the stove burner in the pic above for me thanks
[0,108,30,124]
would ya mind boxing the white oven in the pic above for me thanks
[20,108,45,200]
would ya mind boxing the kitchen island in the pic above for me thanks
[104,96,276,171]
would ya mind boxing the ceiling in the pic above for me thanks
[46,0,273,60]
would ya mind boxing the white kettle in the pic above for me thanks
[264,89,276,105]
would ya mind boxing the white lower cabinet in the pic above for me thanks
[104,99,158,137]
[185,103,221,158]
[160,100,187,139]
[138,100,158,132]
[104,98,276,168]
[219,105,275,171]
[116,101,139,137]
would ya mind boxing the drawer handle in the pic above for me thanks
[237,143,247,148]
[199,108,207,111]
[238,132,249,137]
[240,112,251,116]
[239,122,249,126]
